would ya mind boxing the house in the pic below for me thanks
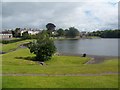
[27,30,40,35]
[20,28,41,36]
[0,31,13,40]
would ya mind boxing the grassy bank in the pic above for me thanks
[1,39,33,52]
[52,36,101,40]
[2,40,118,88]
[2,48,118,74]
[85,36,101,39]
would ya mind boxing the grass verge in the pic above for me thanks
[1,39,33,52]
[2,75,118,88]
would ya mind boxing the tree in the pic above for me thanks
[11,30,15,37]
[14,28,21,37]
[88,29,120,38]
[66,27,80,38]
[46,23,56,37]
[57,28,65,36]
[28,32,56,62]
[22,31,31,39]
[46,23,56,31]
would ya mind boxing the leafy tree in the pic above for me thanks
[22,31,31,39]
[88,29,120,38]
[28,32,56,62]
[64,29,69,36]
[66,27,80,38]
[46,23,56,31]
[57,28,65,36]
[46,23,56,37]
[11,30,15,37]
[14,28,21,37]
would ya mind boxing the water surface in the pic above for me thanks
[54,38,118,56]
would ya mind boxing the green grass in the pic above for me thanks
[0,78,1,89]
[86,36,101,39]
[2,48,118,74]
[1,39,33,52]
[2,75,118,88]
[2,41,118,88]
[2,48,91,74]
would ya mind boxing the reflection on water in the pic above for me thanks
[54,38,118,56]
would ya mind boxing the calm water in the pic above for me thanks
[54,38,118,56]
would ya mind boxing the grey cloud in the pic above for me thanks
[2,2,118,31]
[2,2,83,29]
[0,2,2,30]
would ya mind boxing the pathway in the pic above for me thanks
[1,72,119,76]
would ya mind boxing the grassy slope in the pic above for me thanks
[1,39,33,52]
[2,48,118,74]
[2,48,91,74]
[2,43,118,88]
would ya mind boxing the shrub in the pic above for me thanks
[1,38,24,44]
[28,32,56,62]
[1,40,10,44]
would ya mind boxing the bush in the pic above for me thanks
[1,40,10,44]
[22,31,32,39]
[28,32,56,62]
[0,38,24,44]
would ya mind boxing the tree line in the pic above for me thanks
[87,29,120,38]
[55,27,80,38]
[8,23,120,40]
[12,27,80,39]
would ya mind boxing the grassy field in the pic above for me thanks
[1,40,119,88]
[2,48,91,74]
[2,48,118,74]
[1,39,33,52]
[86,36,101,39]
[3,75,118,88]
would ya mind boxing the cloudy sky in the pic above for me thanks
[0,0,119,31]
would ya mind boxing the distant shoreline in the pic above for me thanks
[52,36,101,40]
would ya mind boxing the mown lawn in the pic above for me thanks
[1,39,33,52]
[2,48,118,74]
[2,48,91,74]
[2,42,119,88]
[2,75,118,88]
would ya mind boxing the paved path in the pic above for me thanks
[1,72,119,76]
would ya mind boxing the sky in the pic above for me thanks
[0,0,119,31]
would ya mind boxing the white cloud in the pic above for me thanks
[2,1,118,31]
[2,0,120,2]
